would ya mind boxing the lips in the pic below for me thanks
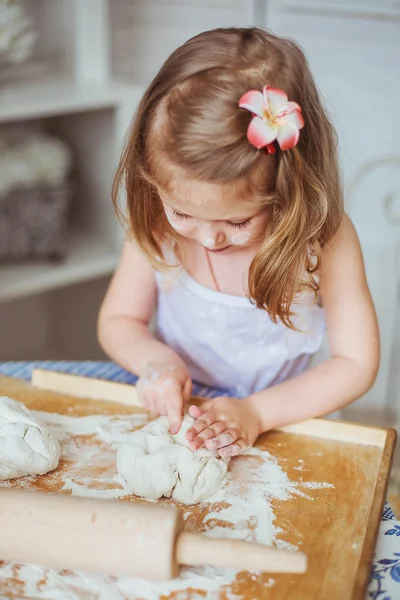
[205,246,231,253]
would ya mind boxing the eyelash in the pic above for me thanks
[227,219,251,230]
[172,211,188,220]
[172,211,251,230]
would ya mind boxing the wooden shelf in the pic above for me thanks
[0,230,119,303]
[0,78,143,124]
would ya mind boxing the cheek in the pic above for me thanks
[230,215,267,245]
[229,231,251,245]
[229,217,264,246]
[168,218,185,232]
[164,209,194,235]
[177,220,197,236]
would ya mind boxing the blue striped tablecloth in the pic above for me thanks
[0,360,398,599]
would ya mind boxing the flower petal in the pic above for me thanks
[247,116,277,149]
[276,101,302,117]
[287,101,302,112]
[239,90,265,118]
[276,122,300,151]
[282,108,304,129]
[265,87,288,112]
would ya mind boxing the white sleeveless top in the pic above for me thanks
[154,250,325,397]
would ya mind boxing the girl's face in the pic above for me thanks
[159,177,266,254]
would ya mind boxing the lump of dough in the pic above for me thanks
[117,415,229,505]
[0,396,61,481]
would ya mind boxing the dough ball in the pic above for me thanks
[117,415,229,505]
[0,396,61,481]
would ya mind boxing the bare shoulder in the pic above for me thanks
[323,213,360,255]
[98,238,158,325]
[320,214,365,283]
[120,238,156,269]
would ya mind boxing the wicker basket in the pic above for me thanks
[0,183,74,260]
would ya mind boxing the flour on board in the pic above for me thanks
[0,411,335,600]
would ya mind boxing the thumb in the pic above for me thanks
[188,399,216,419]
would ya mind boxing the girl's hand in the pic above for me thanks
[136,360,192,433]
[186,397,262,457]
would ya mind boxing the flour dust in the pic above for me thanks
[0,411,334,599]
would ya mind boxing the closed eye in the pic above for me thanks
[227,218,252,230]
[172,211,190,220]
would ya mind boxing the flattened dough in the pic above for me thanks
[117,415,229,505]
[0,396,60,481]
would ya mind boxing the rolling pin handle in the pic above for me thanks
[176,532,307,574]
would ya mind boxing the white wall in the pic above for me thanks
[110,0,259,83]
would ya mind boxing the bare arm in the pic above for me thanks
[249,214,380,430]
[98,241,173,373]
[98,240,191,429]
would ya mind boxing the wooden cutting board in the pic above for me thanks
[0,374,396,600]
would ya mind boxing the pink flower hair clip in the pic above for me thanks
[239,85,304,154]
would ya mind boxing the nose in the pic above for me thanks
[198,224,226,248]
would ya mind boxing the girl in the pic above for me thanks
[98,27,379,458]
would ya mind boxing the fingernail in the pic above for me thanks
[220,444,239,457]
[169,418,181,434]
[206,439,217,449]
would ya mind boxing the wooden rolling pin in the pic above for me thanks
[0,489,307,580]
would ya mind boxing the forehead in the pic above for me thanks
[159,177,262,221]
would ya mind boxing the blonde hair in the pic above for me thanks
[113,27,344,327]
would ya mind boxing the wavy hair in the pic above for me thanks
[113,27,344,327]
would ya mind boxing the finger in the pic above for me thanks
[188,399,216,419]
[137,380,159,415]
[182,378,193,403]
[153,379,178,418]
[142,391,157,416]
[148,400,159,416]
[204,423,230,449]
[165,382,184,434]
[189,421,227,450]
[150,405,160,417]
[186,411,217,442]
[167,404,183,434]
[218,438,246,457]
[154,394,167,416]
[188,404,203,419]
[207,428,241,450]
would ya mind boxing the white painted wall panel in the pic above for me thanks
[281,0,400,19]
[110,0,257,82]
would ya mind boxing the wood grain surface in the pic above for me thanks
[0,375,396,600]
